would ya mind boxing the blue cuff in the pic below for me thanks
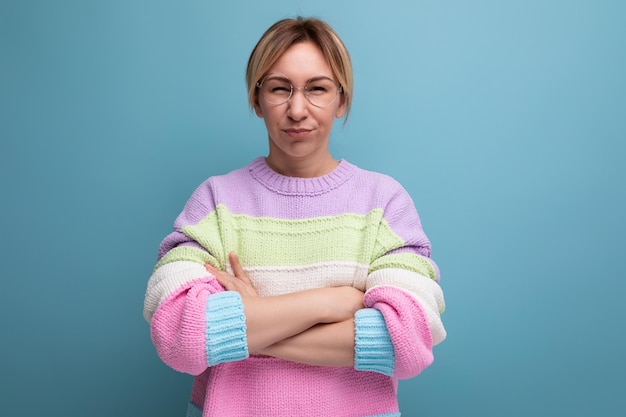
[354,308,395,376]
[205,291,249,366]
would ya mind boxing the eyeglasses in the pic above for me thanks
[256,73,343,107]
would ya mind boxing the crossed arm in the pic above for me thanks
[206,252,364,367]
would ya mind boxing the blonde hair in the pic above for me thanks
[246,17,353,120]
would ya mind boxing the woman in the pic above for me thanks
[144,17,446,417]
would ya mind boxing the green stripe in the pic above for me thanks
[369,252,438,281]
[154,246,217,271]
[155,204,407,268]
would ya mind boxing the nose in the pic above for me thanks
[286,87,309,121]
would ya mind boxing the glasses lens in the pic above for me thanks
[306,78,340,107]
[260,76,292,105]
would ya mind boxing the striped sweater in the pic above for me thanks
[143,157,446,417]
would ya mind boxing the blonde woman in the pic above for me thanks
[144,17,446,417]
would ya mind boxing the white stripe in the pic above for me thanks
[143,261,207,322]
[245,261,370,296]
[143,260,370,321]
[143,260,447,345]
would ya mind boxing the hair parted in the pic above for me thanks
[246,17,353,121]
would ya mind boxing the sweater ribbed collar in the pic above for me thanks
[248,157,355,196]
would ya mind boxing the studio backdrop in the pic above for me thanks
[1,0,625,416]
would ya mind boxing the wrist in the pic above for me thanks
[312,287,340,323]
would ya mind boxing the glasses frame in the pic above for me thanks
[256,72,343,108]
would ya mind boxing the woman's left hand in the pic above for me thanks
[206,251,258,297]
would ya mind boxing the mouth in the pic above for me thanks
[283,128,313,139]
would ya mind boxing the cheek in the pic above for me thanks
[256,102,283,122]
[320,108,340,124]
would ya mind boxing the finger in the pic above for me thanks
[205,263,219,276]
[229,252,252,285]
[216,274,230,287]
[228,252,243,276]
[205,264,233,288]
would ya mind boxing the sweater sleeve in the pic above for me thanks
[356,183,446,380]
[143,180,249,375]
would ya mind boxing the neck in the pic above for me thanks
[265,154,338,178]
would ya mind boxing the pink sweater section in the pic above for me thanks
[364,286,434,379]
[187,357,400,416]
[150,278,223,375]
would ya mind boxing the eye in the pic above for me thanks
[308,85,328,94]
[271,85,291,93]
[307,79,336,95]
[263,79,292,95]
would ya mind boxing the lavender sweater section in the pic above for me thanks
[160,158,437,278]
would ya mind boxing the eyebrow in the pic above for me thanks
[264,74,335,83]
[306,75,335,83]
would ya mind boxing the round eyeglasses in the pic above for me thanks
[256,73,343,108]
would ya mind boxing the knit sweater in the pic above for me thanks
[144,157,446,417]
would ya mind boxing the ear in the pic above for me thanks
[253,95,264,118]
[335,95,347,119]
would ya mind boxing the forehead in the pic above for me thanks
[268,41,334,82]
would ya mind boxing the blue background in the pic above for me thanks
[2,0,625,416]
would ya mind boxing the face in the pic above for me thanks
[254,41,346,175]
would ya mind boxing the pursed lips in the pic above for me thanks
[283,128,313,138]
